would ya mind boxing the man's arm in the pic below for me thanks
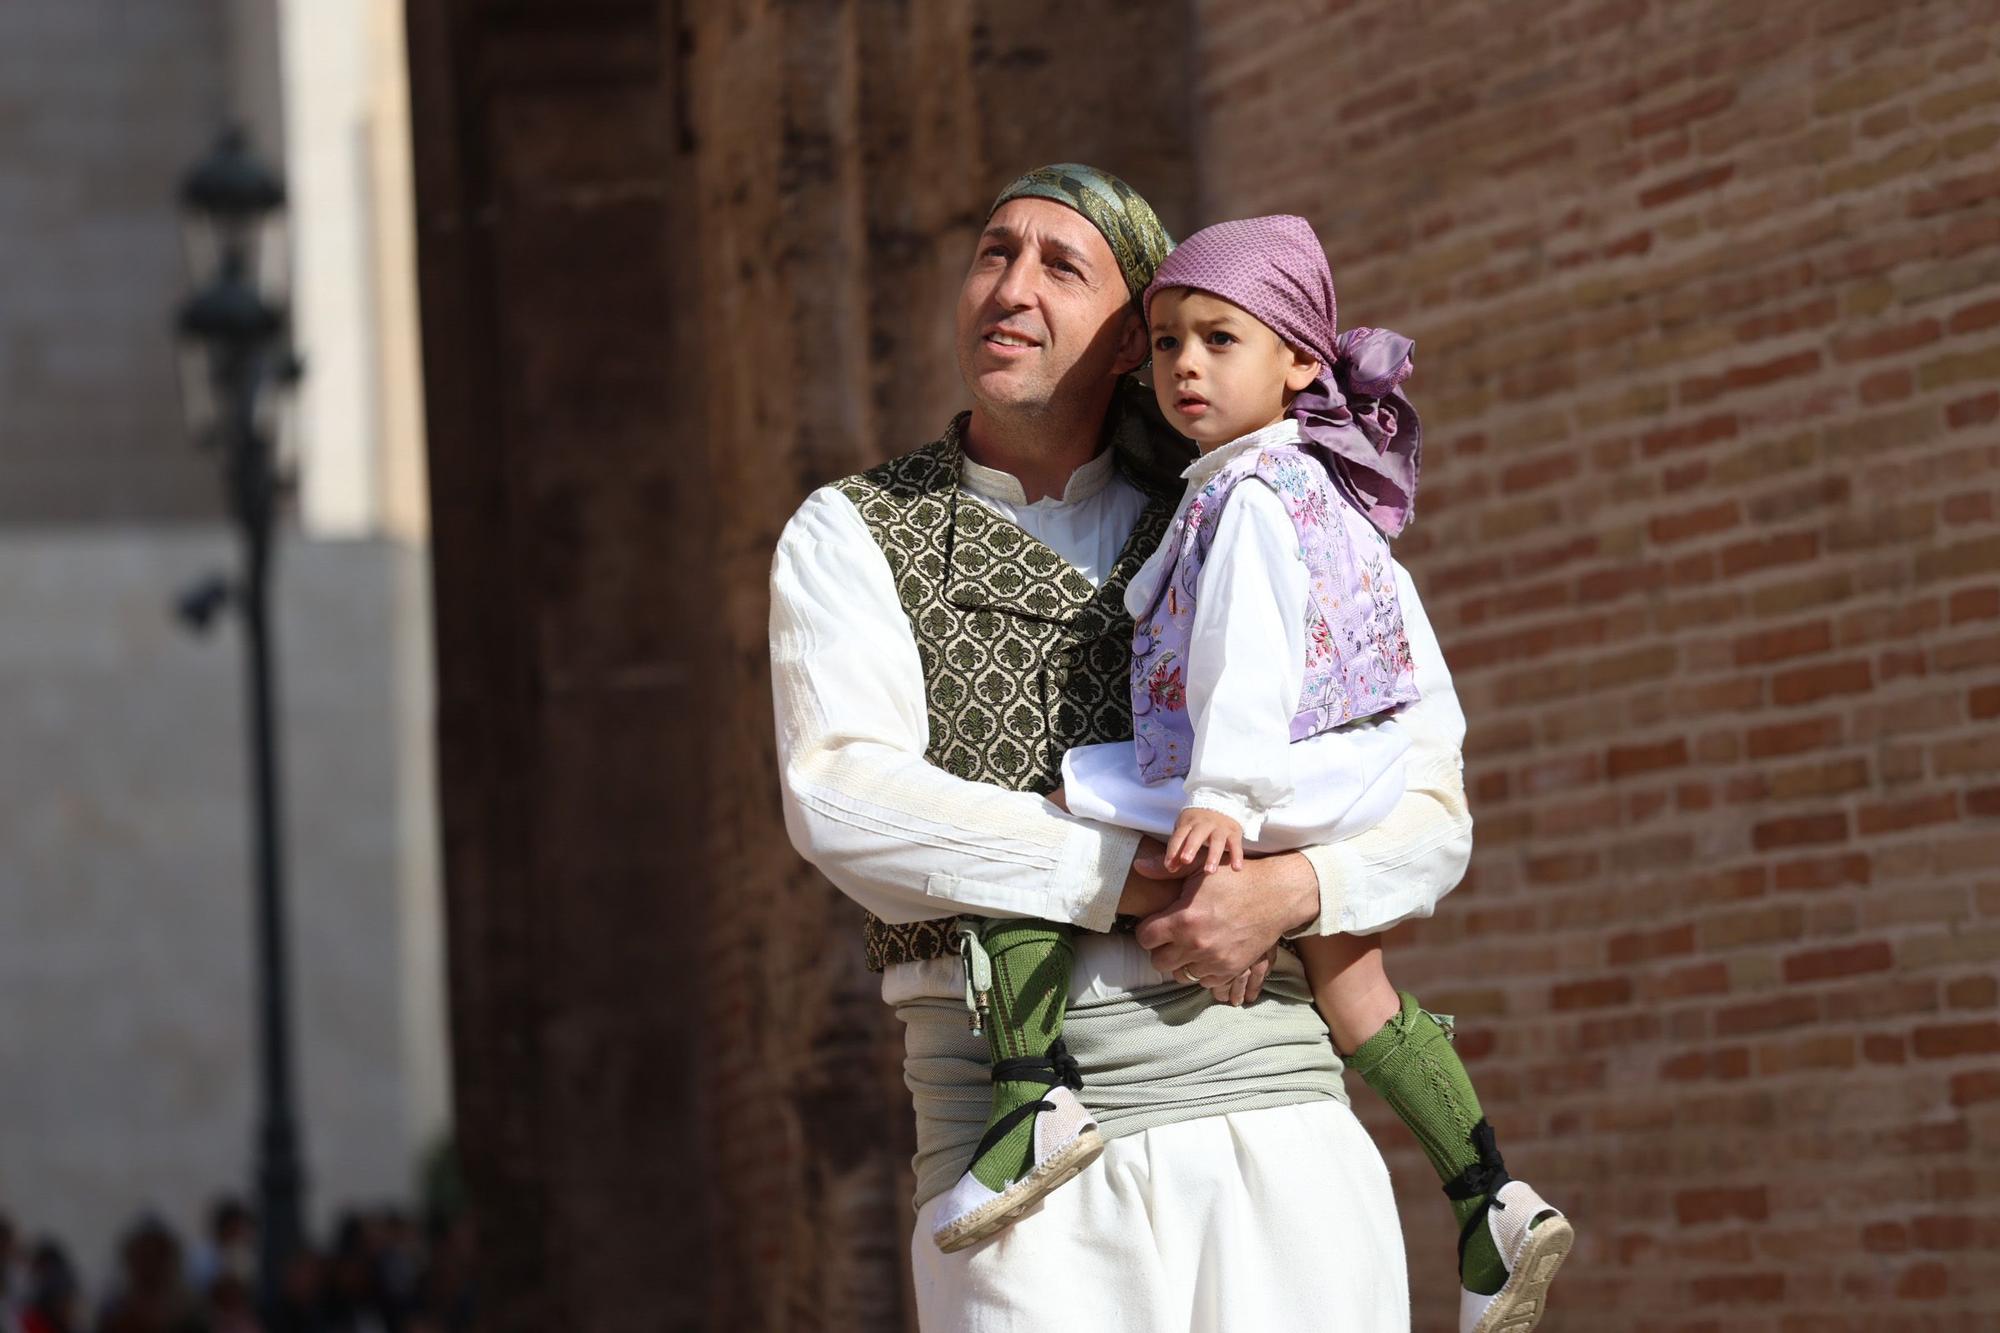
[770,486,1145,931]
[1289,559,1472,937]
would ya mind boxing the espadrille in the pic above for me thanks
[932,1082,1104,1253]
[1458,1179,1573,1333]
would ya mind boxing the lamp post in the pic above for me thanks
[172,126,308,1313]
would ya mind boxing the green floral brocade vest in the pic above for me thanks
[835,392,1186,971]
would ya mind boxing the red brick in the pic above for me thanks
[1746,715,1843,758]
[1734,620,1832,665]
[1771,658,1872,706]
[1773,852,1870,891]
[1691,1271,1784,1304]
[1783,941,1893,984]
[1651,961,1731,1000]
[1640,413,1738,456]
[1857,793,1959,834]
[1947,391,1999,429]
[1716,994,1819,1036]
[1969,786,2000,817]
[1632,85,1735,138]
[1972,684,2000,719]
[1949,1069,2000,1105]
[1608,923,1695,965]
[1858,367,1912,403]
[1862,1221,1909,1253]
[1720,531,1818,577]
[1945,974,1997,1008]
[1605,737,1689,779]
[1753,811,1849,850]
[1640,163,1736,209]
[1949,585,2000,619]
[1649,500,1740,544]
[1949,296,2000,334]
[1674,1184,1768,1225]
[1909,167,2000,217]
[1551,976,1633,1011]
[1683,349,1824,404]
[1863,1033,1907,1065]
[1894,1261,1949,1299]
[1912,1022,2000,1059]
[1831,317,1943,363]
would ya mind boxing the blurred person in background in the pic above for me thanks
[185,1200,254,1299]
[95,1216,202,1333]
[20,1240,81,1333]
[202,1275,261,1333]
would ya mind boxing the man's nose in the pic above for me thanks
[992,256,1037,310]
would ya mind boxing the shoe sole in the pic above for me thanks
[1470,1215,1573,1333]
[933,1128,1106,1253]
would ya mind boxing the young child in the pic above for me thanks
[933,216,1569,1333]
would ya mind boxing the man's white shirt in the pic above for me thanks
[768,443,1473,955]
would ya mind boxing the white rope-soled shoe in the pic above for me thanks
[931,1054,1104,1254]
[1458,1179,1573,1333]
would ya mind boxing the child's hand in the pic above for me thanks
[1165,807,1245,874]
[1047,787,1071,814]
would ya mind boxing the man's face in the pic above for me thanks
[955,197,1143,416]
[1149,287,1318,450]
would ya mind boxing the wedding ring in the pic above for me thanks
[1179,968,1203,985]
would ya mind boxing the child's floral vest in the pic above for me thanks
[1129,444,1420,783]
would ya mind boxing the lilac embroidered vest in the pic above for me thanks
[1129,444,1420,783]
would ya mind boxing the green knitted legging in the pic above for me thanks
[964,918,1076,1192]
[1348,990,1508,1296]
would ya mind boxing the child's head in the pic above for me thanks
[1142,215,1342,450]
[1147,286,1321,448]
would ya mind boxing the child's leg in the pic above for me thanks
[1294,934,1515,1297]
[962,916,1082,1191]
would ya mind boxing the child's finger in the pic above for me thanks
[1229,832,1244,871]
[1204,830,1224,873]
[1164,826,1188,869]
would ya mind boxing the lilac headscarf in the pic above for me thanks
[1142,215,1422,538]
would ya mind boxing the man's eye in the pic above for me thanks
[982,245,1009,260]
[1051,260,1080,277]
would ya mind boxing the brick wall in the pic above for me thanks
[1196,1,2000,1328]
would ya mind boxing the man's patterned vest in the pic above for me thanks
[834,387,1185,971]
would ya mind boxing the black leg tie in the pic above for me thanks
[1444,1119,1513,1270]
[973,1039,1085,1164]
[991,1037,1084,1093]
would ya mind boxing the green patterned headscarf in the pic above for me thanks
[989,163,1173,302]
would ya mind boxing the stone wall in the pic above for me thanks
[1196,1,2000,1328]
[0,3,229,522]
[0,533,448,1281]
[407,1,1187,1329]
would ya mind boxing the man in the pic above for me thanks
[770,165,1472,1329]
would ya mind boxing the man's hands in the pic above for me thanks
[1135,852,1319,989]
[1116,836,1181,918]
[1114,841,1320,1006]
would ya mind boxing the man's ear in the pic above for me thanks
[1284,347,1321,394]
[1111,307,1149,377]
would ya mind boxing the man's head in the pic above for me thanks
[955,165,1172,430]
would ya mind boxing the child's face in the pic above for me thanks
[1148,287,1320,450]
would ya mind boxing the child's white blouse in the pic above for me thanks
[1121,419,1330,837]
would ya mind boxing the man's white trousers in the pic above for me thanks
[910,1099,1409,1332]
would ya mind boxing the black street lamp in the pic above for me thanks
[172,126,308,1313]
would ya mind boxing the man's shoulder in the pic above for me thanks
[833,432,959,506]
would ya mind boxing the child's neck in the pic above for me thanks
[1195,410,1291,455]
